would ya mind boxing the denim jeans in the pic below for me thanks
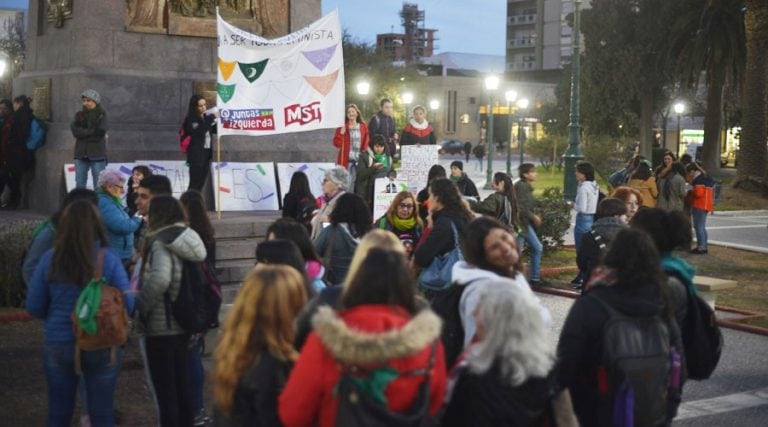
[74,159,107,189]
[43,342,122,427]
[187,334,205,413]
[691,207,708,250]
[517,223,543,281]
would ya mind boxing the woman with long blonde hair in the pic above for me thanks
[213,265,308,427]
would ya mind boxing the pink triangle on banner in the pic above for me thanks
[304,70,340,96]
[301,45,338,71]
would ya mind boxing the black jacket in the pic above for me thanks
[7,106,34,173]
[184,113,216,165]
[214,350,290,427]
[556,285,683,427]
[576,217,627,277]
[454,173,479,199]
[442,362,552,427]
[413,210,468,268]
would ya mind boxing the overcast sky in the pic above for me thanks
[322,0,506,56]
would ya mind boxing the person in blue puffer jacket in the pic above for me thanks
[96,169,142,265]
[26,199,133,427]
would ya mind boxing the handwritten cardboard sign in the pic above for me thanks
[211,162,280,211]
[398,145,439,192]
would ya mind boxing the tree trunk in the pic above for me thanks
[701,72,724,173]
[639,92,654,160]
[736,0,768,191]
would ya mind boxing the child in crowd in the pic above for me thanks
[355,135,392,207]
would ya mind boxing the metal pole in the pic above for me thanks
[676,114,681,157]
[562,0,584,201]
[484,98,495,189]
[519,117,525,165]
[506,102,513,175]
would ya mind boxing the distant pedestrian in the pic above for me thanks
[685,162,715,254]
[463,141,472,163]
[72,89,108,189]
[183,95,217,192]
[514,163,544,286]
[472,142,486,171]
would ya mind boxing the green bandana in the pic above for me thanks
[349,367,398,407]
[373,152,389,168]
[75,277,105,335]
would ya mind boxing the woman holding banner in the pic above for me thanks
[332,104,369,190]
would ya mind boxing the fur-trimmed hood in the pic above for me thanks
[311,305,441,365]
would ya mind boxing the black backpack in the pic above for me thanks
[333,342,437,427]
[429,282,473,368]
[665,270,724,380]
[592,295,681,427]
[296,196,317,231]
[165,259,222,334]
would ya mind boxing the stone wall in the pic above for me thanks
[14,0,331,212]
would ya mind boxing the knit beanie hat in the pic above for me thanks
[81,89,101,104]
[450,160,464,171]
[325,167,349,191]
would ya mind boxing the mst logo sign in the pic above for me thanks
[220,109,276,131]
[284,102,322,126]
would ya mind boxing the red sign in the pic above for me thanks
[284,102,322,126]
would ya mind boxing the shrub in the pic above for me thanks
[581,135,635,184]
[0,219,41,307]
[534,187,571,252]
[526,136,564,171]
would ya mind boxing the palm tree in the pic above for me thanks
[736,0,768,191]
[670,0,746,173]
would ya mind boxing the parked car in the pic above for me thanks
[439,139,465,155]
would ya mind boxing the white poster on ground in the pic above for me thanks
[216,11,345,136]
[372,177,409,221]
[399,145,439,192]
[276,162,335,206]
[134,160,190,198]
[63,163,134,203]
[211,162,280,211]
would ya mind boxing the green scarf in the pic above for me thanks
[661,254,697,294]
[373,152,388,168]
[82,104,105,129]
[450,174,461,183]
[391,214,417,231]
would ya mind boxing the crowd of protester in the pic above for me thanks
[19,93,719,427]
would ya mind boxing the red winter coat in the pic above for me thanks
[279,304,446,427]
[332,122,369,167]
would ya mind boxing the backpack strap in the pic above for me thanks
[76,248,107,375]
[94,248,105,280]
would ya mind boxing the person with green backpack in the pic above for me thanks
[26,199,133,427]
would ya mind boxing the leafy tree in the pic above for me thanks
[735,0,768,192]
[0,13,25,99]
[341,32,426,126]
[670,0,746,173]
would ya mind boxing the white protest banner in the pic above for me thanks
[372,177,409,221]
[64,163,134,203]
[211,162,280,211]
[398,145,439,192]
[216,11,344,136]
[276,163,334,205]
[135,160,190,198]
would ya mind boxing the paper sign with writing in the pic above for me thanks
[372,177,410,220]
[211,162,280,211]
[398,145,439,192]
[276,162,335,206]
[134,160,191,198]
[64,163,135,203]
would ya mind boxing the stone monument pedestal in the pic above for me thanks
[14,0,331,213]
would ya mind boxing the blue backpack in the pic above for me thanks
[26,117,47,151]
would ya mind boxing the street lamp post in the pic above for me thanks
[0,52,8,78]
[429,99,440,140]
[505,90,518,175]
[484,75,500,189]
[562,0,584,201]
[674,102,685,157]
[402,92,414,128]
[517,98,530,166]
[356,81,370,118]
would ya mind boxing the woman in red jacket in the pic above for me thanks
[279,248,446,427]
[332,104,369,189]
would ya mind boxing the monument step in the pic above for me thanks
[215,238,260,261]
[215,259,255,286]
[210,211,281,239]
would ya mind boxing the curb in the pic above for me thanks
[0,311,34,323]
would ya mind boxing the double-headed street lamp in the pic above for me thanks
[563,0,584,201]
[484,75,500,190]
[505,90,518,175]
[356,81,370,117]
[517,98,530,166]
[674,102,685,157]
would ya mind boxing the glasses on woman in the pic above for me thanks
[397,203,415,210]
